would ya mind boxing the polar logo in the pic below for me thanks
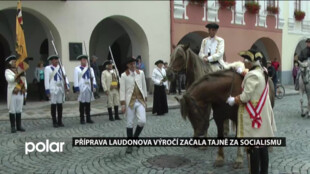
[25,140,65,154]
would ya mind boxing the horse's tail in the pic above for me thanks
[179,94,189,120]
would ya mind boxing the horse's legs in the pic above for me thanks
[223,119,230,136]
[300,91,305,117]
[233,146,244,169]
[213,110,225,167]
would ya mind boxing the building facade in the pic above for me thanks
[0,1,171,100]
[1,0,310,101]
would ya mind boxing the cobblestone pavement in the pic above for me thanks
[0,95,308,174]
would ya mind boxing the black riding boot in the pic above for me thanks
[108,108,114,121]
[134,125,144,138]
[9,113,16,133]
[86,102,94,123]
[259,147,269,174]
[16,113,25,132]
[126,128,133,154]
[114,106,121,120]
[249,148,260,174]
[134,125,144,148]
[51,104,58,128]
[57,104,64,127]
[80,102,85,124]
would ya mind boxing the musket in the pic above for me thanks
[108,46,120,79]
[83,41,94,94]
[50,31,68,91]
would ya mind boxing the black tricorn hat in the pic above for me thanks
[306,38,310,43]
[47,55,59,61]
[103,60,113,67]
[205,23,219,29]
[155,60,164,65]
[126,57,137,65]
[76,54,88,60]
[5,55,17,62]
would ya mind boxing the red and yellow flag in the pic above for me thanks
[15,0,28,71]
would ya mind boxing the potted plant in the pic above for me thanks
[267,6,279,15]
[218,0,236,9]
[294,10,305,21]
[245,1,261,14]
[189,0,207,6]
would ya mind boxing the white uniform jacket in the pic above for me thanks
[237,67,277,137]
[152,67,169,90]
[5,69,27,109]
[73,66,97,101]
[198,36,227,69]
[120,69,147,108]
[101,69,118,92]
[44,64,70,96]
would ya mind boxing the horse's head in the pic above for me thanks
[168,44,189,73]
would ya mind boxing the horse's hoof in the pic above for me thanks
[233,162,243,169]
[301,114,306,117]
[214,160,224,167]
[198,146,208,150]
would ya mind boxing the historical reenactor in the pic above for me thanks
[101,60,121,121]
[296,38,310,89]
[74,55,97,124]
[199,22,231,135]
[152,60,169,115]
[199,22,227,72]
[44,55,70,128]
[5,55,27,133]
[120,57,147,154]
[226,49,277,174]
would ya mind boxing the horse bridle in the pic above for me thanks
[186,71,236,121]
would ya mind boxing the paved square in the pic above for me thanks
[0,95,309,174]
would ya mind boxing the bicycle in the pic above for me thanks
[276,80,285,99]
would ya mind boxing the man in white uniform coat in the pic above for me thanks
[120,57,147,154]
[74,55,97,124]
[5,55,27,133]
[227,49,276,174]
[44,55,70,128]
[199,22,231,135]
[101,60,121,121]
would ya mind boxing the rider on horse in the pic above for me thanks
[226,49,277,174]
[199,23,228,72]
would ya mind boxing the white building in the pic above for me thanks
[0,1,171,100]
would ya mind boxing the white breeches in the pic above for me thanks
[9,93,24,114]
[126,100,146,128]
[79,88,92,103]
[107,89,119,108]
[50,90,64,104]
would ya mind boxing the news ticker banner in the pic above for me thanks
[72,137,286,147]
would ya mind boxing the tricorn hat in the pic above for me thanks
[47,55,59,61]
[239,49,263,62]
[103,60,113,67]
[5,55,17,62]
[155,60,164,65]
[205,23,219,29]
[306,38,310,43]
[126,57,137,65]
[76,54,88,60]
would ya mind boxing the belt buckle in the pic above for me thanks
[85,81,90,84]
[56,83,62,87]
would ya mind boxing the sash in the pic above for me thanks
[245,82,269,129]
[79,66,89,81]
[49,66,60,83]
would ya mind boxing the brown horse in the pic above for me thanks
[178,69,275,168]
[167,44,211,89]
[169,44,275,168]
